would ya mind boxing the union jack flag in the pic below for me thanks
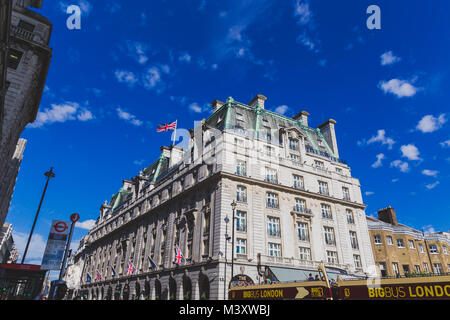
[157,121,177,132]
[127,261,136,275]
[173,245,184,265]
[96,270,102,281]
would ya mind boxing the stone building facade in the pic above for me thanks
[77,94,375,300]
[367,206,450,277]
[0,223,18,264]
[0,0,52,226]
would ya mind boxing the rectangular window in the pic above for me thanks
[266,192,279,209]
[298,247,311,261]
[236,186,247,202]
[443,246,448,255]
[315,160,324,169]
[267,217,280,237]
[7,49,23,70]
[236,239,246,255]
[335,168,342,174]
[321,204,332,219]
[408,240,415,249]
[268,243,281,257]
[386,236,393,245]
[423,263,429,273]
[265,168,277,183]
[346,210,354,224]
[297,222,309,242]
[326,251,338,264]
[379,262,387,277]
[324,227,335,246]
[433,263,443,275]
[236,160,246,176]
[353,255,362,268]
[294,199,306,213]
[265,145,274,157]
[318,181,329,196]
[293,175,304,190]
[397,239,405,248]
[418,243,424,253]
[289,138,299,151]
[18,20,36,32]
[374,235,382,245]
[392,262,399,276]
[414,265,421,273]
[342,187,351,201]
[235,211,246,232]
[349,231,359,250]
[234,138,244,149]
[429,244,438,254]
[290,154,300,162]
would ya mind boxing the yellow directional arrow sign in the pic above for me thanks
[295,287,309,299]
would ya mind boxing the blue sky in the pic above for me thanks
[8,0,450,265]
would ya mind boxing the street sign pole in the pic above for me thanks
[58,213,79,281]
[21,168,55,264]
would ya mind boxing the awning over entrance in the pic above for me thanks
[266,266,347,283]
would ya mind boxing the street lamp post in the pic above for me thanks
[230,200,237,287]
[224,216,230,300]
[21,167,55,264]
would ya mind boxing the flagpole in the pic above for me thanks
[172,120,177,146]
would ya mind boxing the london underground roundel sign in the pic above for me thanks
[53,221,69,233]
[70,213,80,223]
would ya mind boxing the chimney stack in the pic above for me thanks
[210,100,225,113]
[318,119,339,158]
[377,206,398,226]
[293,110,310,126]
[248,94,267,109]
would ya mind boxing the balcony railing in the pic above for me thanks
[293,206,313,215]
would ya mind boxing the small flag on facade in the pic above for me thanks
[157,120,177,132]
[96,270,102,281]
[111,266,116,277]
[173,245,184,265]
[127,260,136,275]
[148,256,157,270]
[86,272,92,283]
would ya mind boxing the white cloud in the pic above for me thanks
[133,159,145,166]
[416,114,447,133]
[367,129,395,149]
[401,144,421,161]
[440,140,450,148]
[188,102,210,114]
[13,231,47,264]
[379,79,418,98]
[59,0,92,15]
[296,32,317,51]
[422,169,438,177]
[390,160,410,173]
[371,153,385,168]
[392,178,399,183]
[422,225,436,233]
[142,67,162,90]
[425,181,440,190]
[29,102,94,128]
[76,219,96,231]
[365,191,375,196]
[105,1,121,13]
[77,108,94,121]
[178,52,192,63]
[274,105,289,115]
[125,41,149,65]
[294,0,312,26]
[380,51,401,66]
[116,108,143,126]
[115,70,138,86]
